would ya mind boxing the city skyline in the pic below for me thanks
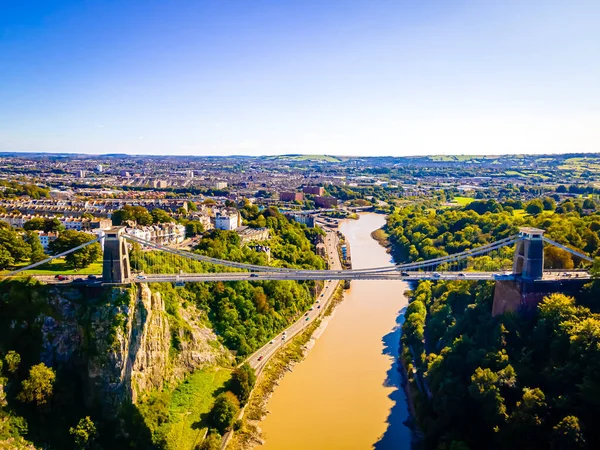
[1,0,599,156]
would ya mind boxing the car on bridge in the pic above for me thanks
[250,273,259,278]
[433,272,441,278]
[401,271,410,276]
[136,275,147,280]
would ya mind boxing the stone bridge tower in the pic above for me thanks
[494,227,585,316]
[512,227,544,280]
[102,227,130,283]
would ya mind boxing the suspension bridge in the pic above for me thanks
[1,226,594,285]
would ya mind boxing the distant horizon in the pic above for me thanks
[2,150,600,159]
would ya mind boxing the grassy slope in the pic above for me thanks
[148,367,232,450]
[452,196,475,206]
[0,258,102,275]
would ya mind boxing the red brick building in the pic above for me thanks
[302,186,325,196]
[315,196,338,208]
[279,192,304,202]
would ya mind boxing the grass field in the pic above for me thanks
[452,196,475,206]
[0,258,102,276]
[164,367,232,450]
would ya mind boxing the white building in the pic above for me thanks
[215,181,228,190]
[125,223,185,245]
[215,211,239,230]
[97,164,103,172]
[37,232,59,251]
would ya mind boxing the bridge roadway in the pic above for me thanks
[138,271,507,283]
[134,270,592,283]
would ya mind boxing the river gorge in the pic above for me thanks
[259,213,413,449]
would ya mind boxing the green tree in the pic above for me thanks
[112,205,153,226]
[526,199,544,215]
[23,217,46,231]
[187,201,198,212]
[591,257,600,278]
[230,364,256,405]
[0,246,14,270]
[0,224,31,264]
[24,217,63,232]
[551,416,586,450]
[208,392,240,434]
[583,198,596,210]
[544,246,574,269]
[196,431,222,450]
[25,231,46,263]
[48,230,101,268]
[69,416,98,449]
[469,367,508,424]
[17,363,55,406]
[5,350,21,374]
[185,221,205,237]
[151,208,173,224]
[543,197,557,211]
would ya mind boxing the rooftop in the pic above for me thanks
[519,227,545,235]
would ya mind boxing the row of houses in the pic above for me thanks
[0,214,112,231]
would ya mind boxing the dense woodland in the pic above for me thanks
[388,199,600,449]
[131,205,325,357]
[402,280,600,450]
[386,198,600,270]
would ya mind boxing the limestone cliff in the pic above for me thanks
[38,283,231,415]
[87,283,232,411]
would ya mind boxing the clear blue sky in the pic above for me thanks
[1,0,599,156]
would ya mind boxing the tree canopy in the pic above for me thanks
[48,230,101,268]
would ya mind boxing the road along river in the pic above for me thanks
[259,213,413,449]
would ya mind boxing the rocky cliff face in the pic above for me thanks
[40,283,230,415]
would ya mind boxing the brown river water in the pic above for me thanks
[259,213,413,450]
